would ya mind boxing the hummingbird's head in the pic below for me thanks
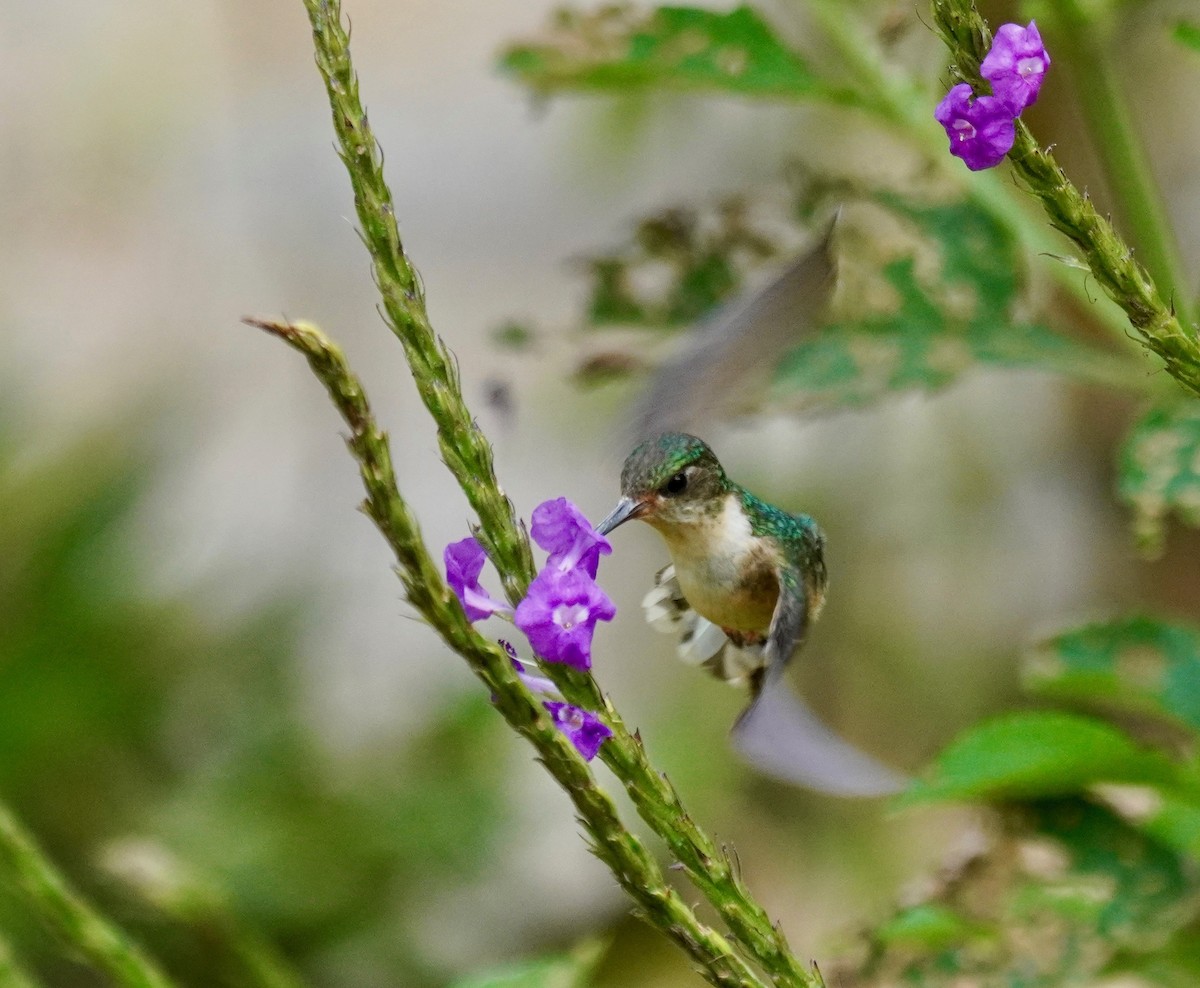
[596,432,728,536]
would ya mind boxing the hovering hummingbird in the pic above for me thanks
[596,431,905,796]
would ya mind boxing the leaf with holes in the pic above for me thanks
[501,6,831,100]
[772,196,1121,408]
[1118,402,1200,556]
[1024,616,1200,735]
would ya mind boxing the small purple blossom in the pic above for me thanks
[444,537,511,622]
[981,21,1050,115]
[503,643,558,696]
[544,701,611,761]
[934,83,1016,171]
[514,566,615,670]
[530,498,612,579]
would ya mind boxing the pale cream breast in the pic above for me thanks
[655,493,780,633]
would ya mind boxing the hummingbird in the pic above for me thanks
[596,431,905,796]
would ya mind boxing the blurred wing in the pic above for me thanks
[731,675,908,796]
[628,211,839,442]
[730,554,904,796]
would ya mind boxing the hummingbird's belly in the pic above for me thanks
[661,495,781,634]
[673,558,778,633]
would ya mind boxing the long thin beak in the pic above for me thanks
[596,496,646,535]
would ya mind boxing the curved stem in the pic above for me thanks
[0,802,176,988]
[929,0,1200,398]
[803,0,1143,351]
[1043,0,1193,328]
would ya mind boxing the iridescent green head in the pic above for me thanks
[597,432,729,534]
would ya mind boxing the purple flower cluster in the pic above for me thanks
[443,499,616,761]
[509,648,612,761]
[935,21,1050,171]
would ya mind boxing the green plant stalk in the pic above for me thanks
[0,803,176,988]
[802,0,1184,384]
[301,0,535,607]
[246,318,769,988]
[930,0,1200,398]
[1044,0,1194,329]
[0,933,42,988]
[297,5,823,986]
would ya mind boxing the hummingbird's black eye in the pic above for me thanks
[664,472,688,495]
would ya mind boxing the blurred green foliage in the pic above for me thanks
[448,940,606,988]
[836,798,1200,986]
[834,619,1200,985]
[0,426,519,986]
[1175,19,1200,53]
[6,0,1200,986]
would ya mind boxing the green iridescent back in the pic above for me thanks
[739,487,827,597]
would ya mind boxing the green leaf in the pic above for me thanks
[502,6,827,100]
[449,940,606,988]
[773,196,1125,408]
[1024,616,1200,735]
[1118,402,1200,556]
[900,711,1182,806]
[874,903,981,951]
[1175,19,1200,52]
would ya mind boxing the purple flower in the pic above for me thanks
[981,21,1050,114]
[444,537,511,622]
[530,498,611,579]
[514,566,615,670]
[503,643,558,696]
[934,83,1016,171]
[544,701,611,761]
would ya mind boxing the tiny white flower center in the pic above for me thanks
[560,707,585,731]
[1017,56,1041,79]
[553,603,589,631]
[952,118,976,142]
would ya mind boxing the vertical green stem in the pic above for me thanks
[301,0,536,606]
[295,4,823,985]
[0,802,176,988]
[1044,0,1193,328]
[930,0,1200,397]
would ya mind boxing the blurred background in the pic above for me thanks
[1,1,1198,985]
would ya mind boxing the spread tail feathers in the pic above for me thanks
[731,674,908,797]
